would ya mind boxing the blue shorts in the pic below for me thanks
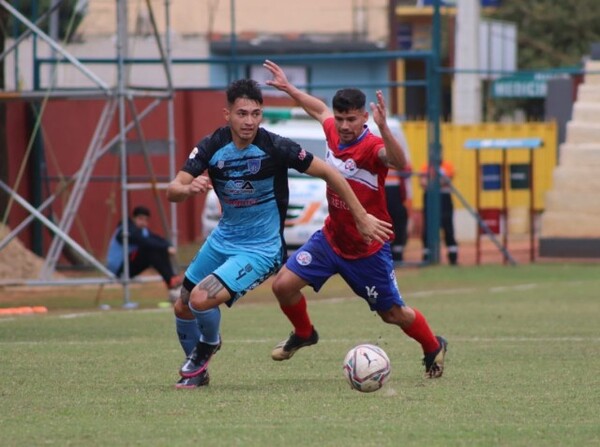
[185,238,281,307]
[286,230,405,312]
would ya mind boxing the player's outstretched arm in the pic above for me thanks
[372,90,406,170]
[305,157,393,244]
[263,59,333,125]
[167,171,212,203]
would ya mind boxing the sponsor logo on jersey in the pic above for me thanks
[247,159,261,174]
[295,251,312,266]
[224,180,255,194]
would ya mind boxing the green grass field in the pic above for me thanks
[1,264,599,447]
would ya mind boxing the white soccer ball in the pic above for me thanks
[342,344,391,393]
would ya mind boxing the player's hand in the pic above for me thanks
[187,176,212,196]
[356,213,393,245]
[370,90,388,129]
[263,60,289,91]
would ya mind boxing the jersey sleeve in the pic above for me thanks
[264,130,314,173]
[323,117,338,150]
[181,127,230,177]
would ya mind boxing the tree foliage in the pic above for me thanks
[7,0,84,42]
[487,0,600,69]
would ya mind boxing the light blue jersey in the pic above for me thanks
[182,126,314,297]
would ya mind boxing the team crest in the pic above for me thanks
[295,251,312,266]
[247,159,261,174]
[344,159,357,172]
[217,160,225,169]
[188,147,198,159]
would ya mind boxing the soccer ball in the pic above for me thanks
[342,344,391,393]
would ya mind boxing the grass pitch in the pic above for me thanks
[1,264,599,446]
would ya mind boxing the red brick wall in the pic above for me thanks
[4,89,294,260]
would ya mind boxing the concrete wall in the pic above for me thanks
[4,35,210,91]
[80,0,389,43]
[540,60,600,241]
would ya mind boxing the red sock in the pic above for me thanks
[280,295,313,338]
[402,308,440,354]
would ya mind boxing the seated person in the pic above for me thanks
[106,205,182,300]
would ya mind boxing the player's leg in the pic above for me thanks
[271,266,319,360]
[271,231,335,360]
[379,305,447,378]
[178,273,226,379]
[173,292,210,389]
[172,242,222,387]
[181,247,280,378]
[340,243,447,378]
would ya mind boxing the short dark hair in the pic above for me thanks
[132,206,150,217]
[226,79,263,106]
[332,88,366,113]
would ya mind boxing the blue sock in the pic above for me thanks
[189,305,221,345]
[175,317,200,356]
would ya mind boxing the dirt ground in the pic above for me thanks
[0,224,54,283]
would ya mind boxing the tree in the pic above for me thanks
[8,0,85,42]
[488,0,600,69]
[484,0,600,119]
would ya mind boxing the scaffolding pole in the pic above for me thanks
[0,1,177,306]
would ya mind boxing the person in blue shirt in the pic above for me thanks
[166,78,393,389]
[106,206,181,298]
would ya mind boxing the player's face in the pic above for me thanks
[224,98,263,147]
[333,108,368,145]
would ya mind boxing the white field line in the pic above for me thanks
[0,280,595,325]
[2,336,599,347]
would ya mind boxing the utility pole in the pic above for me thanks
[0,6,7,218]
[452,0,482,124]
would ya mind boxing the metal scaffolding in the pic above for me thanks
[0,0,177,307]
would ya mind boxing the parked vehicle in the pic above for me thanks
[201,109,408,250]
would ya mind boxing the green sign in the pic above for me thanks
[491,72,569,98]
[492,75,547,98]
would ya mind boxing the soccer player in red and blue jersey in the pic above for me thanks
[264,60,448,378]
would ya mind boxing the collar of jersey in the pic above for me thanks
[338,125,369,150]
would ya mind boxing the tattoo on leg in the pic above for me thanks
[198,275,224,300]
[180,287,191,305]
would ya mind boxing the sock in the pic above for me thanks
[280,295,313,339]
[402,308,440,354]
[175,317,200,356]
[189,305,221,345]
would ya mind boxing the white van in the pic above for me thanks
[200,109,409,249]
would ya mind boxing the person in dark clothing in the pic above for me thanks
[385,166,412,263]
[106,206,182,296]
[419,161,458,265]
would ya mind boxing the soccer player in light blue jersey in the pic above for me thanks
[166,79,393,389]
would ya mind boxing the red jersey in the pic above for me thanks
[322,117,393,259]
